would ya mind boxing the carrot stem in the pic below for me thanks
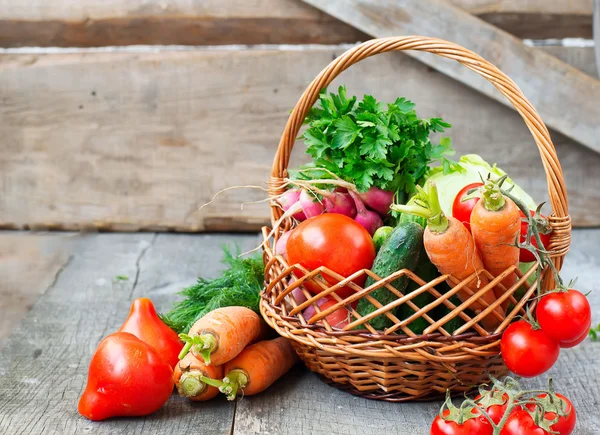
[178,333,218,364]
[199,375,224,389]
[426,183,449,233]
[219,369,249,401]
[481,179,506,211]
[180,372,208,397]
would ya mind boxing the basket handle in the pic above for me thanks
[269,36,571,271]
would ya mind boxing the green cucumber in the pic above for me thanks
[397,250,437,335]
[357,222,423,331]
[373,226,394,252]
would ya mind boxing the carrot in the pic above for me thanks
[470,177,521,311]
[211,337,299,400]
[173,353,223,401]
[178,306,268,365]
[392,182,503,330]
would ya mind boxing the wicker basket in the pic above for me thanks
[260,36,572,402]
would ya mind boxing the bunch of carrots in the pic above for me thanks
[393,177,521,331]
[175,306,298,401]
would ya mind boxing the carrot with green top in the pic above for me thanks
[206,337,299,400]
[392,181,503,330]
[178,306,267,365]
[470,177,521,311]
[173,353,223,401]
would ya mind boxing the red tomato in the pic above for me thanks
[523,394,576,435]
[118,297,182,368]
[303,296,352,329]
[430,408,493,435]
[501,320,560,377]
[537,289,591,346]
[519,210,552,263]
[560,316,591,348]
[287,213,376,298]
[475,391,510,424]
[501,409,550,435]
[451,182,483,232]
[78,332,174,421]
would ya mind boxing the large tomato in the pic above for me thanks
[303,295,352,329]
[537,289,591,346]
[500,320,560,378]
[451,182,483,232]
[519,210,552,262]
[430,408,493,435]
[523,394,577,435]
[287,213,376,298]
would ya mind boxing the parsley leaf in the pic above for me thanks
[301,86,457,195]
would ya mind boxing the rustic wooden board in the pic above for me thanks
[0,232,267,434]
[237,228,600,434]
[1,47,599,231]
[302,0,600,155]
[0,231,598,434]
[0,233,72,347]
[0,0,592,47]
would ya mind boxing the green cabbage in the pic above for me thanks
[425,154,536,217]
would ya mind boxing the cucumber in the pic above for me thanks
[357,222,423,331]
[396,250,437,335]
[373,226,393,252]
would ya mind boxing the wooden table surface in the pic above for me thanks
[0,230,599,434]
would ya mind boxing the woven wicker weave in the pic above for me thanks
[260,36,571,401]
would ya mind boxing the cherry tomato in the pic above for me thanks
[78,332,174,421]
[287,213,376,298]
[523,394,576,435]
[537,289,591,346]
[560,316,591,348]
[118,297,182,368]
[501,409,550,435]
[475,391,510,424]
[501,320,560,377]
[519,210,552,263]
[430,408,493,435]
[303,295,352,329]
[451,182,483,232]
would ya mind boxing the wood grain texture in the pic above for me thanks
[1,47,599,231]
[237,228,600,434]
[0,232,267,434]
[3,231,597,434]
[0,0,593,47]
[302,0,600,155]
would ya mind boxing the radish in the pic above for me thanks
[348,191,383,236]
[290,285,307,305]
[275,231,291,260]
[303,296,351,329]
[277,189,306,221]
[358,187,395,216]
[323,192,357,218]
[299,190,325,219]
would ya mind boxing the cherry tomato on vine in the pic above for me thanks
[451,182,483,232]
[287,213,376,298]
[519,210,552,263]
[537,289,591,346]
[560,316,591,348]
[523,393,576,435]
[501,320,560,377]
[475,391,510,424]
[500,409,550,435]
[430,408,493,435]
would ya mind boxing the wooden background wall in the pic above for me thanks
[0,0,598,231]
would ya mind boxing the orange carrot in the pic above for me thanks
[392,182,503,330]
[212,337,299,400]
[470,178,521,311]
[173,353,223,401]
[178,306,268,365]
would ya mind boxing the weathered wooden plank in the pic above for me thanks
[0,0,592,48]
[1,47,599,230]
[234,228,600,434]
[0,232,264,434]
[0,233,72,347]
[302,0,600,155]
